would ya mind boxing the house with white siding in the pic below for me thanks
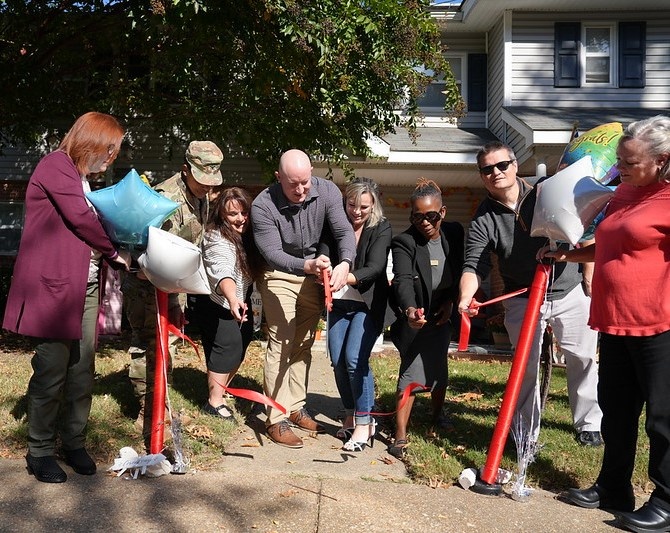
[313,0,669,233]
[1,0,669,253]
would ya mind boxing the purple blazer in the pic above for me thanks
[3,151,118,339]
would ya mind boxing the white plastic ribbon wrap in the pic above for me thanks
[108,447,170,479]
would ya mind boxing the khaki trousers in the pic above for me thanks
[258,270,323,426]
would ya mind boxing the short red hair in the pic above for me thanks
[59,112,125,176]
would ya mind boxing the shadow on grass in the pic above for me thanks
[94,368,140,418]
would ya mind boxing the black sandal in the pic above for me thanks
[202,402,235,421]
[388,438,408,459]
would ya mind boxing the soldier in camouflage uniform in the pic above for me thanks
[121,141,223,441]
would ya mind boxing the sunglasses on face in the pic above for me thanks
[410,211,442,224]
[479,159,516,176]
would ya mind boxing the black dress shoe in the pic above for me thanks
[26,454,67,483]
[618,502,670,533]
[63,448,96,475]
[564,483,635,512]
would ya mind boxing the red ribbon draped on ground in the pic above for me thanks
[457,287,529,352]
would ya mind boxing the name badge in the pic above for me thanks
[430,259,439,266]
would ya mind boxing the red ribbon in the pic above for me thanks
[354,382,431,417]
[322,269,333,312]
[166,323,200,360]
[458,287,529,351]
[212,379,287,415]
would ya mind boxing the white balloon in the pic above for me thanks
[138,226,211,294]
[531,156,614,245]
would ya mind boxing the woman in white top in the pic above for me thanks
[199,187,263,420]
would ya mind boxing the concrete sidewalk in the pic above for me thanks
[0,339,633,532]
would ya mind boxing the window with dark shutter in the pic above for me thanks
[554,22,581,88]
[619,21,646,88]
[467,53,487,112]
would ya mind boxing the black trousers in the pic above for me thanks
[597,330,670,510]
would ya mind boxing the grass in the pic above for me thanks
[370,348,652,494]
[0,330,652,495]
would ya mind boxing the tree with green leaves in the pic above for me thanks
[0,0,461,173]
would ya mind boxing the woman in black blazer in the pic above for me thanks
[388,178,464,459]
[322,178,392,451]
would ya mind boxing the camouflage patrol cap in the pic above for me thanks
[185,141,224,186]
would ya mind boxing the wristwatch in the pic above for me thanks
[341,258,353,269]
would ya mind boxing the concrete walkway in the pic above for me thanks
[0,339,634,532]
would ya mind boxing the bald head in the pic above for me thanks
[276,149,313,204]
[278,149,311,175]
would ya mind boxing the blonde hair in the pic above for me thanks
[344,177,384,227]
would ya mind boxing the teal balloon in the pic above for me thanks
[86,169,179,248]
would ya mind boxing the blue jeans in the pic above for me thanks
[327,302,377,425]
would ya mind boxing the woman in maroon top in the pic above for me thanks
[3,112,130,483]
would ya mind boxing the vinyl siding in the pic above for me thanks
[486,17,507,142]
[509,11,670,108]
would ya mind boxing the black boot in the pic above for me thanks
[26,454,67,483]
[63,447,96,475]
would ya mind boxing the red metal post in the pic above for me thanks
[479,263,551,485]
[150,288,169,454]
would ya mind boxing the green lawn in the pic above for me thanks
[0,331,652,495]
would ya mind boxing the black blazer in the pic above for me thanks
[319,218,392,335]
[389,221,465,354]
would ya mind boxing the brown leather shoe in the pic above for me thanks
[266,420,303,448]
[288,408,325,433]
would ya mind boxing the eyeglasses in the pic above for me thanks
[410,211,442,224]
[479,159,516,176]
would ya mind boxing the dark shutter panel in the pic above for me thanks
[467,53,487,112]
[619,22,646,88]
[554,22,580,88]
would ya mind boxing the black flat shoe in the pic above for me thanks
[26,454,67,483]
[63,448,96,475]
[202,401,236,422]
[618,502,670,533]
[564,483,635,512]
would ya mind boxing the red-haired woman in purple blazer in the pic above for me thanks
[3,112,130,483]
